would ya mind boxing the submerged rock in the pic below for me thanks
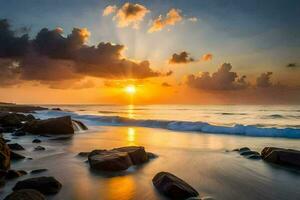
[78,152,90,157]
[113,146,149,165]
[72,119,88,131]
[8,143,25,151]
[4,189,45,200]
[13,176,62,195]
[0,137,10,170]
[22,116,74,135]
[5,170,26,180]
[34,146,45,151]
[152,172,199,200]
[32,139,41,143]
[261,147,300,167]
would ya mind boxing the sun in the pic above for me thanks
[124,85,136,94]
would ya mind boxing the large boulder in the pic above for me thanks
[13,176,62,195]
[4,189,45,200]
[152,172,199,200]
[22,116,74,135]
[261,147,300,167]
[88,150,133,171]
[0,137,10,170]
[0,112,35,128]
[113,146,149,165]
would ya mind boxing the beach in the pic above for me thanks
[1,105,300,199]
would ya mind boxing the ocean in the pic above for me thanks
[1,104,300,200]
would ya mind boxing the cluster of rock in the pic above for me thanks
[0,109,87,199]
[87,146,153,171]
[233,146,300,168]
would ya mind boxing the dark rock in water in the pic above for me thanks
[72,119,88,131]
[13,176,62,195]
[10,151,25,160]
[261,147,300,167]
[32,139,41,143]
[13,131,26,136]
[4,189,46,200]
[152,172,199,200]
[78,152,90,157]
[113,146,149,165]
[30,169,47,174]
[5,170,26,180]
[147,152,158,159]
[239,150,260,156]
[34,146,45,151]
[22,116,74,135]
[0,112,35,128]
[246,154,262,160]
[8,143,25,150]
[51,108,62,111]
[88,150,132,171]
[238,147,250,152]
[4,139,10,143]
[0,137,10,170]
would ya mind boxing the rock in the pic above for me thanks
[152,172,199,200]
[22,116,74,135]
[51,108,62,111]
[147,152,158,159]
[4,139,10,143]
[78,152,90,157]
[30,169,47,174]
[246,154,262,160]
[239,150,260,156]
[10,151,26,160]
[4,189,46,200]
[5,170,26,180]
[34,146,45,151]
[32,139,41,143]
[238,147,250,152]
[88,150,133,171]
[261,147,300,167]
[72,120,88,131]
[13,176,62,195]
[0,113,27,127]
[0,137,10,170]
[8,143,25,150]
[13,131,26,136]
[49,136,73,140]
[112,146,149,165]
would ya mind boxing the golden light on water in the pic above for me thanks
[127,127,136,144]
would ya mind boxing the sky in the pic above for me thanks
[0,0,299,104]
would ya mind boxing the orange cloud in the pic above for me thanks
[148,9,182,33]
[115,3,149,29]
[201,53,213,62]
[169,51,194,64]
[103,5,117,16]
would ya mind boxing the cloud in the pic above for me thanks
[103,5,117,16]
[256,72,273,88]
[169,51,194,64]
[201,53,213,62]
[188,17,198,22]
[186,63,249,90]
[0,19,167,88]
[286,63,298,68]
[148,9,182,33]
[115,3,149,29]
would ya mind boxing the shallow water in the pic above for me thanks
[1,126,300,200]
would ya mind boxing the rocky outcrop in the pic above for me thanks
[88,146,152,171]
[0,137,10,170]
[13,176,62,195]
[4,189,45,200]
[0,112,35,128]
[261,147,300,167]
[5,170,27,180]
[22,116,74,135]
[152,172,199,200]
[234,147,261,160]
[8,143,25,151]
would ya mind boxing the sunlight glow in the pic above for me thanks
[124,85,136,94]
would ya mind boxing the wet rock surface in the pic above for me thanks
[4,189,46,200]
[13,176,62,195]
[152,172,199,200]
[0,137,10,170]
[261,147,300,167]
[8,143,25,151]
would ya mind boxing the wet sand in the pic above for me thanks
[1,126,300,200]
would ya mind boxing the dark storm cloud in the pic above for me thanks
[186,63,249,90]
[0,19,167,87]
[169,51,194,64]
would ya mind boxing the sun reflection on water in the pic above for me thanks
[127,127,136,145]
